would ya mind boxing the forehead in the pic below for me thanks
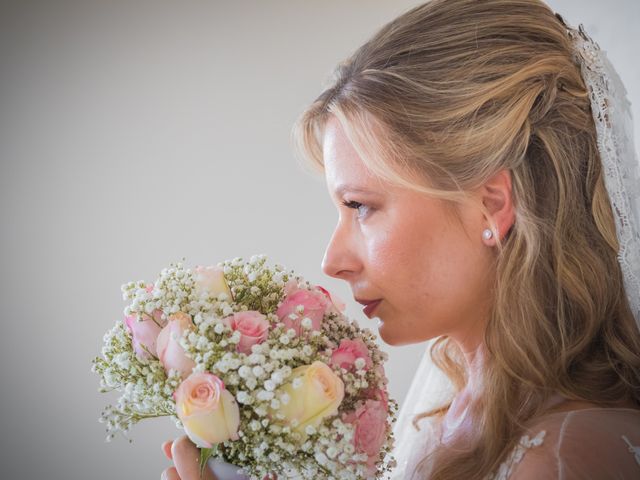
[322,117,382,193]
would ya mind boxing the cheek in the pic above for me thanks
[365,222,434,300]
[369,218,484,337]
[365,228,408,281]
[360,199,437,284]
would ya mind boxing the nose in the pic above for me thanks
[321,221,361,280]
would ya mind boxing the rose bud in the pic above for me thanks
[123,310,166,360]
[193,265,232,300]
[156,312,196,379]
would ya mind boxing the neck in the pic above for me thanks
[445,342,486,415]
[460,339,485,393]
[439,343,485,445]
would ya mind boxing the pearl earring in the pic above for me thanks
[482,229,493,240]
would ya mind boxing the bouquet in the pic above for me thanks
[92,255,398,479]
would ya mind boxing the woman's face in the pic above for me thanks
[322,117,497,350]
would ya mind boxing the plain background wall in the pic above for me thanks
[0,1,638,479]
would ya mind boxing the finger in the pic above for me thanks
[161,466,180,480]
[162,440,174,460]
[172,435,215,480]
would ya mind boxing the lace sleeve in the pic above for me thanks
[506,409,640,480]
[485,430,552,480]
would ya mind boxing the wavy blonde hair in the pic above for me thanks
[291,0,640,478]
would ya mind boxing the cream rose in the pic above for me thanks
[193,265,232,300]
[274,361,344,436]
[174,372,241,448]
[156,312,196,379]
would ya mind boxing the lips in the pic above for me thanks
[355,298,382,319]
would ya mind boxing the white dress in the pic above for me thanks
[390,343,640,479]
[393,404,640,479]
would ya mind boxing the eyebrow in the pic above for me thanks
[334,185,380,197]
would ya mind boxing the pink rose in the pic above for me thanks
[123,310,166,360]
[276,283,329,335]
[221,311,270,354]
[362,386,389,411]
[317,285,346,314]
[174,372,240,448]
[375,364,388,383]
[330,338,373,371]
[156,312,196,379]
[343,399,389,476]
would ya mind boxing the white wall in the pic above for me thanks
[0,1,637,478]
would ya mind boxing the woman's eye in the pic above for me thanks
[341,200,371,218]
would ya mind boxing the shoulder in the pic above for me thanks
[502,408,640,480]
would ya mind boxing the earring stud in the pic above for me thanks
[482,228,493,240]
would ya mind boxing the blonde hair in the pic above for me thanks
[292,0,640,478]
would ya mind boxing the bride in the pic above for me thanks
[161,0,640,478]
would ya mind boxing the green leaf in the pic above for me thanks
[199,447,214,479]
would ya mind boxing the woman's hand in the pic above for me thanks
[161,436,216,480]
[161,436,278,480]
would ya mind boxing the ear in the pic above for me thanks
[477,169,515,245]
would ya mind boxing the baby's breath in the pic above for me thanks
[94,255,397,479]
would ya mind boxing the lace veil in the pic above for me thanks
[391,17,640,479]
[562,19,640,326]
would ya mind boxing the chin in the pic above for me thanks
[377,318,436,346]
[377,320,409,346]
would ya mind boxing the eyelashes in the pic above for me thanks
[341,199,371,218]
[342,200,363,209]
